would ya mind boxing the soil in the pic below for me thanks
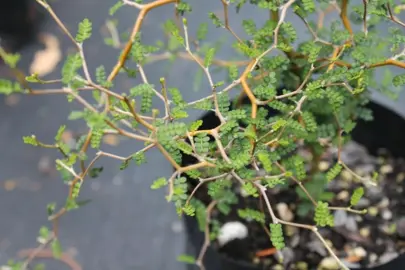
[186,138,405,269]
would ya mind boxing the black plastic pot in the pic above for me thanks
[0,0,43,51]
[180,100,405,270]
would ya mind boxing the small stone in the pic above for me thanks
[396,172,405,182]
[367,186,383,201]
[368,206,379,217]
[369,253,378,263]
[285,225,298,236]
[337,190,349,201]
[296,261,308,270]
[217,221,248,247]
[318,257,340,270]
[334,210,348,227]
[381,223,397,235]
[281,247,294,266]
[382,210,393,220]
[290,234,300,247]
[379,252,398,264]
[356,198,370,208]
[346,216,358,232]
[396,217,405,237]
[307,240,327,256]
[359,227,370,238]
[272,264,284,270]
[341,170,353,181]
[380,164,393,174]
[276,203,294,222]
[355,215,363,222]
[353,247,367,258]
[377,198,390,208]
[318,161,330,171]
[252,257,260,264]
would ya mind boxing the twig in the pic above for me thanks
[254,183,349,270]
[195,200,217,270]
[18,248,82,270]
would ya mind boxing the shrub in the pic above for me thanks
[1,0,405,269]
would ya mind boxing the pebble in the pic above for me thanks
[296,261,308,270]
[353,246,367,258]
[290,234,300,247]
[281,247,295,266]
[381,223,396,235]
[307,240,327,256]
[368,206,379,217]
[318,257,340,270]
[367,186,383,201]
[341,170,353,181]
[337,190,349,201]
[276,203,294,222]
[396,217,405,237]
[379,252,398,264]
[334,210,347,227]
[396,172,405,182]
[382,209,393,220]
[318,161,330,171]
[272,264,284,270]
[285,225,298,236]
[359,227,370,238]
[377,198,390,208]
[380,164,393,174]
[356,198,370,208]
[217,221,248,247]
[369,253,378,263]
[346,216,358,232]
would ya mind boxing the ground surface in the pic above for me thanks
[1,1,405,270]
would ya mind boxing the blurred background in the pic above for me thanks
[0,1,404,270]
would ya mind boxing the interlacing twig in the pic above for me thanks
[5,0,405,270]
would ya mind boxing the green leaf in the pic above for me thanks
[25,73,41,83]
[91,129,103,149]
[76,18,92,42]
[242,182,258,197]
[0,50,20,68]
[96,65,113,88]
[151,177,167,189]
[196,23,208,40]
[393,74,405,87]
[177,254,196,264]
[208,12,224,28]
[238,208,265,223]
[228,65,238,80]
[0,79,21,95]
[350,187,364,206]
[314,201,334,227]
[269,223,285,250]
[189,120,203,132]
[176,141,193,154]
[23,135,39,146]
[61,53,82,85]
[55,125,66,142]
[182,204,196,216]
[88,167,103,178]
[47,203,56,216]
[51,239,62,259]
[326,164,342,182]
[204,48,216,67]
[109,1,124,15]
